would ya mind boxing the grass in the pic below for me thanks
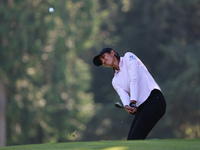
[0,139,200,150]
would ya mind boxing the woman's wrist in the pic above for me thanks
[130,100,136,104]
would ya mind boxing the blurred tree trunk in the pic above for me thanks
[0,81,6,147]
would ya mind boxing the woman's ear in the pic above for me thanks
[110,50,115,56]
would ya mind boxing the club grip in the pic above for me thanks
[130,102,137,108]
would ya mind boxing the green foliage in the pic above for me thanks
[0,0,98,145]
[86,0,200,140]
[1,0,200,146]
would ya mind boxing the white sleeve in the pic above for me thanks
[112,79,130,106]
[125,52,139,101]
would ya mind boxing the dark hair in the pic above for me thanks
[114,51,120,61]
[112,51,120,72]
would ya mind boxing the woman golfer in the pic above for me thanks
[93,47,166,140]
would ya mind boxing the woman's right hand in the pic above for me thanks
[125,105,137,114]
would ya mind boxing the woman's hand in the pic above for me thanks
[125,105,137,114]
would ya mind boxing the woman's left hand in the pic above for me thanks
[125,105,137,114]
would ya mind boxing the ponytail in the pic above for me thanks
[113,52,120,73]
[114,51,120,61]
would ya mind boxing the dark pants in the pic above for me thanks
[127,89,166,140]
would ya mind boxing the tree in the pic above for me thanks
[0,0,99,145]
[84,0,200,140]
[0,81,6,146]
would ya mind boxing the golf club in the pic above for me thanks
[115,102,136,115]
[115,102,131,110]
[115,102,125,108]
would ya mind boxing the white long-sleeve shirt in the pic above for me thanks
[112,52,161,107]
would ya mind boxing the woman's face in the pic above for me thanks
[99,52,114,67]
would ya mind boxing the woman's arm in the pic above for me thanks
[112,80,130,106]
[125,52,140,104]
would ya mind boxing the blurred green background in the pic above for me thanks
[0,0,200,147]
